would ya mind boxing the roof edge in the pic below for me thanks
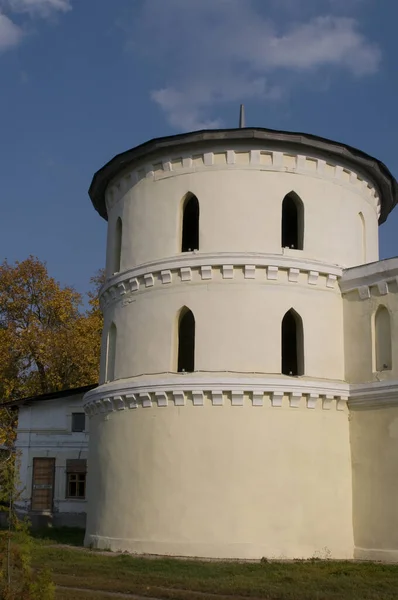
[88,127,397,224]
[1,383,98,409]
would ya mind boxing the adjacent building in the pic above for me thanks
[6,384,95,528]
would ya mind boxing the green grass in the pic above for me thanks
[30,526,85,547]
[28,543,398,600]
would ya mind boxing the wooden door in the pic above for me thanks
[31,458,55,511]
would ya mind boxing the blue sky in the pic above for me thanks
[1,0,397,296]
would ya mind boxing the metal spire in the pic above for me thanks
[239,104,245,128]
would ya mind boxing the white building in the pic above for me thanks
[8,385,95,528]
[11,124,398,561]
[82,126,398,561]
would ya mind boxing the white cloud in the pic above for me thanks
[0,11,21,49]
[0,0,71,53]
[4,0,71,17]
[132,0,380,131]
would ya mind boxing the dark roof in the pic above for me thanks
[89,127,398,224]
[1,383,97,409]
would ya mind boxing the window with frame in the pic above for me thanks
[71,412,85,432]
[66,459,86,499]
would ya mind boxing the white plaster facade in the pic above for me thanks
[83,128,398,560]
[12,386,93,528]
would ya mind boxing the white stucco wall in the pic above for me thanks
[350,404,398,562]
[105,147,380,277]
[85,138,378,559]
[86,399,353,559]
[342,258,398,383]
[100,273,345,382]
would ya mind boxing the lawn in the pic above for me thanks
[25,532,398,600]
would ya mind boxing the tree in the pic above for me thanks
[0,256,103,404]
[0,448,55,600]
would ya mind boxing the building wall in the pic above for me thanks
[342,259,398,383]
[104,144,380,277]
[350,404,398,562]
[342,259,398,561]
[15,393,88,526]
[100,272,345,382]
[84,138,378,558]
[85,398,353,559]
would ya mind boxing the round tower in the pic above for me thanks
[83,127,396,559]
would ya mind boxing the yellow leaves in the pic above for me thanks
[0,257,103,402]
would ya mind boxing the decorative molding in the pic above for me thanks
[322,395,334,410]
[307,393,319,409]
[113,396,125,410]
[83,375,398,415]
[144,273,154,288]
[129,278,139,292]
[349,380,398,409]
[192,391,204,406]
[337,397,348,411]
[105,146,381,219]
[271,392,283,407]
[160,270,172,284]
[201,265,212,280]
[288,268,300,283]
[308,271,319,286]
[125,394,138,409]
[101,253,342,309]
[358,286,371,300]
[83,376,350,416]
[231,391,244,406]
[173,391,185,406]
[267,266,279,281]
[155,391,168,407]
[252,391,263,406]
[326,274,337,289]
[140,393,152,408]
[211,391,223,406]
[290,392,302,408]
[377,281,389,295]
[180,267,192,282]
[340,257,398,299]
[244,265,256,279]
[222,265,234,279]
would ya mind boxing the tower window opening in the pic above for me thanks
[281,192,304,250]
[177,308,195,372]
[282,309,304,376]
[181,194,199,252]
[106,322,117,382]
[375,306,392,371]
[359,212,366,263]
[113,217,122,274]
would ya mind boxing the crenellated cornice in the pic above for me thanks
[83,376,349,415]
[340,257,398,300]
[88,127,397,223]
[103,147,381,220]
[99,253,341,310]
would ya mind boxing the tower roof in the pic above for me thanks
[89,127,397,224]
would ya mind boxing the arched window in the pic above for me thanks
[181,194,199,252]
[375,306,392,371]
[359,212,366,263]
[281,192,304,250]
[281,309,304,376]
[113,218,122,274]
[106,322,117,382]
[177,308,195,372]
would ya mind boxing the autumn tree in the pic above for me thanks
[0,256,103,404]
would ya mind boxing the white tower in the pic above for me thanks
[83,127,396,559]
